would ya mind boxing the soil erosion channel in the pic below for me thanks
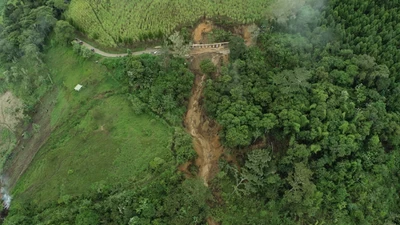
[185,52,224,186]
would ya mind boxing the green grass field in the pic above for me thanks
[66,0,273,47]
[11,46,174,205]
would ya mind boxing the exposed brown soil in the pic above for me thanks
[234,24,258,46]
[178,161,193,178]
[207,217,219,225]
[185,73,223,186]
[3,89,57,189]
[185,52,227,187]
[242,26,252,46]
[0,92,23,195]
[224,153,240,169]
[183,48,231,225]
[193,21,213,44]
[190,48,230,57]
[0,92,23,132]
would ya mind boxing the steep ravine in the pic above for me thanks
[184,53,226,224]
[184,72,223,186]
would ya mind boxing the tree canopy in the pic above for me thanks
[3,0,400,224]
[205,0,400,224]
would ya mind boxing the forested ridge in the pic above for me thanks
[1,0,400,224]
[204,0,400,224]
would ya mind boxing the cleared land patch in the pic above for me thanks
[11,46,173,205]
[0,92,23,171]
[0,92,23,132]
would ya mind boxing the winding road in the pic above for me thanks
[75,39,160,57]
[75,39,229,58]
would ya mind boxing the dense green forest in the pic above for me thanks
[204,0,400,224]
[2,0,400,224]
[0,0,6,23]
[0,0,68,108]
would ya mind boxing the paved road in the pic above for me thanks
[75,40,160,57]
[75,39,230,58]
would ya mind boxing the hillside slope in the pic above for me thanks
[0,0,6,23]
[66,0,273,47]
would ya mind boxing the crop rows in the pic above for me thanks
[66,0,272,47]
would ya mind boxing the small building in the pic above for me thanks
[74,84,83,91]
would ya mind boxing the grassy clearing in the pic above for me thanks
[11,46,174,205]
[66,0,273,47]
